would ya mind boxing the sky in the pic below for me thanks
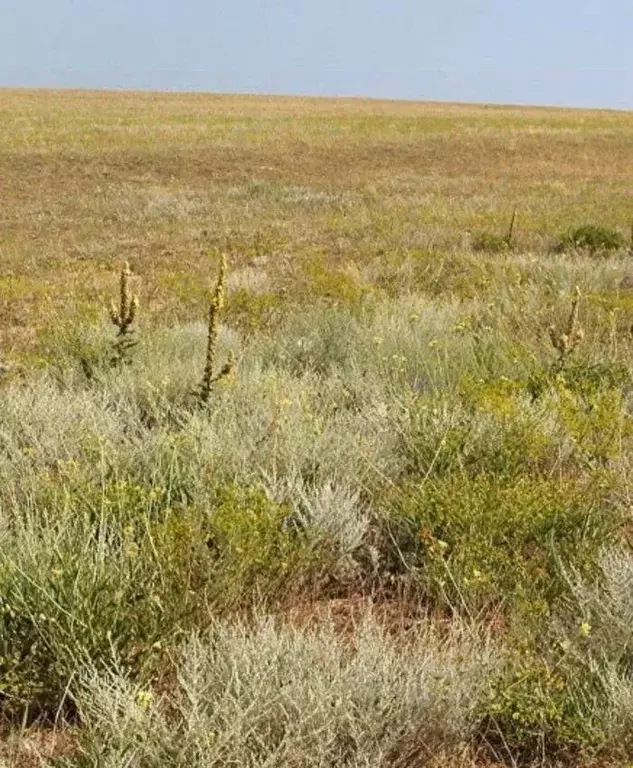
[2,0,633,109]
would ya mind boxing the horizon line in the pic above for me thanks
[1,85,632,115]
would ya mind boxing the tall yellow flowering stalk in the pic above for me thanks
[108,261,139,364]
[198,253,235,404]
[549,286,584,366]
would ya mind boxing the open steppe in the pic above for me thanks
[1,90,633,766]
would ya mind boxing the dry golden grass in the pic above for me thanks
[1,88,633,359]
[0,726,77,766]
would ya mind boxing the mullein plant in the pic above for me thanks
[198,253,235,405]
[109,261,139,365]
[506,207,518,248]
[549,286,584,369]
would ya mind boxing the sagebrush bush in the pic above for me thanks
[568,548,633,674]
[71,615,496,767]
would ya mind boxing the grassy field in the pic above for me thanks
[2,89,633,358]
[2,89,633,766]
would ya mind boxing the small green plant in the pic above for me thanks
[386,471,620,617]
[108,261,139,364]
[472,208,517,253]
[553,225,625,255]
[229,288,284,331]
[401,385,556,482]
[302,258,370,307]
[482,642,611,761]
[202,483,323,606]
[530,289,633,405]
[198,253,235,405]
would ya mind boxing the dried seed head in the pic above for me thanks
[197,253,232,405]
[128,294,139,325]
[212,253,228,312]
[507,207,518,244]
[109,300,119,326]
[120,262,131,305]
[222,350,236,378]
[550,286,584,364]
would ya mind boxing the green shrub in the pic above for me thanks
[552,382,631,466]
[149,482,326,613]
[228,287,285,331]
[0,509,167,718]
[201,483,326,607]
[385,473,621,617]
[400,389,558,481]
[301,258,372,307]
[528,360,631,401]
[0,478,326,719]
[399,367,631,485]
[553,225,625,255]
[482,642,612,761]
[525,364,632,467]
[471,231,512,254]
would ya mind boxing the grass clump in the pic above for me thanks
[386,473,621,619]
[553,224,625,255]
[0,477,327,720]
[0,505,167,718]
[301,258,373,308]
[471,231,512,254]
[471,209,518,253]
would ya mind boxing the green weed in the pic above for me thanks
[482,642,612,762]
[386,473,621,618]
[553,225,625,255]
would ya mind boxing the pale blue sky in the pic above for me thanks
[2,0,633,108]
